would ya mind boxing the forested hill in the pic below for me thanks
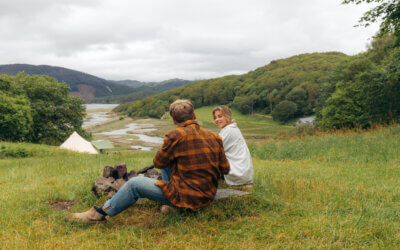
[87,78,193,104]
[0,64,137,101]
[115,52,348,119]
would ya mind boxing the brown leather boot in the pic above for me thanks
[68,207,107,223]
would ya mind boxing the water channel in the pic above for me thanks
[83,104,119,127]
[83,104,163,151]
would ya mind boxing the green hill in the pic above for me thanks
[0,64,137,101]
[115,52,348,119]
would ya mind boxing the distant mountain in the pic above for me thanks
[145,79,193,92]
[0,64,137,101]
[0,64,193,103]
[111,78,192,91]
[109,79,144,86]
[88,78,193,103]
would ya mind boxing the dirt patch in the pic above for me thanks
[70,84,95,101]
[49,200,76,211]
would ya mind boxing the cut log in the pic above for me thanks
[102,166,114,178]
[92,177,115,197]
[144,169,161,179]
[112,179,126,191]
[114,162,127,179]
[127,170,137,180]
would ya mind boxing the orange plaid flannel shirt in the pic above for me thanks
[153,120,230,211]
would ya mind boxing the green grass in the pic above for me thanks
[2,125,400,248]
[250,125,400,163]
[170,106,294,142]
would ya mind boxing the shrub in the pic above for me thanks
[291,123,317,137]
[0,145,30,158]
[0,92,33,141]
[271,100,297,122]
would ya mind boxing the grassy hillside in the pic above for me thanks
[1,125,400,248]
[182,106,294,142]
[115,52,348,119]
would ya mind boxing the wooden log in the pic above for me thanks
[114,162,127,179]
[102,166,114,178]
[127,170,137,180]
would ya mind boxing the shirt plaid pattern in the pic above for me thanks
[153,120,230,211]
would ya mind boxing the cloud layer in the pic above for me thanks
[0,0,378,81]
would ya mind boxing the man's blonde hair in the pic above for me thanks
[212,105,233,124]
[169,99,194,123]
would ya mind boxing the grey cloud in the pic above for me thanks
[0,0,100,18]
[0,0,379,81]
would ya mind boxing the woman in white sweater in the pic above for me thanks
[212,106,253,186]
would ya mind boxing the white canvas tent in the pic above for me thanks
[59,131,98,154]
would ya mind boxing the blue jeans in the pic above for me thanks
[161,166,171,181]
[103,167,172,217]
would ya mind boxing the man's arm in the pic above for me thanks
[153,135,174,169]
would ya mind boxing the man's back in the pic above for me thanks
[153,120,230,211]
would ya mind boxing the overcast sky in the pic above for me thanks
[0,0,379,81]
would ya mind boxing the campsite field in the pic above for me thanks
[1,124,400,248]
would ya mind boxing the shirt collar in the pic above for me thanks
[179,120,198,127]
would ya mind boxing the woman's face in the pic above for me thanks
[213,110,229,128]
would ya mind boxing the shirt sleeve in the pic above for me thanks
[219,142,230,175]
[153,135,174,169]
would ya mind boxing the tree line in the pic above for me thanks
[315,0,400,128]
[0,72,88,145]
[115,52,348,121]
[316,34,400,128]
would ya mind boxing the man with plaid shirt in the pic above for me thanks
[69,99,230,223]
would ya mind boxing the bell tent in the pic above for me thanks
[59,131,98,154]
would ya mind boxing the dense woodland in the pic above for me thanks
[316,0,400,128]
[316,35,400,128]
[115,52,348,121]
[0,73,88,145]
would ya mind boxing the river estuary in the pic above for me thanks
[83,104,164,151]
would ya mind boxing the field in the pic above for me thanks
[1,116,400,247]
[193,106,295,142]
[85,106,295,152]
